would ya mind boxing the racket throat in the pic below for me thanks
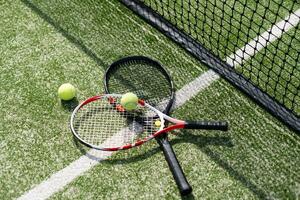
[164,124,185,132]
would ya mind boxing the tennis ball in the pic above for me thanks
[58,83,76,101]
[155,120,161,127]
[120,92,138,111]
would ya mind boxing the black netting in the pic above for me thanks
[121,0,300,132]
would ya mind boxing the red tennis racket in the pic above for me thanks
[70,94,228,151]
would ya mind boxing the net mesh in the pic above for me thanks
[121,0,300,131]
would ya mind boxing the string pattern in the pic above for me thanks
[72,96,160,149]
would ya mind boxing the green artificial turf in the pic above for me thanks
[0,0,299,199]
[50,79,300,200]
[0,0,205,199]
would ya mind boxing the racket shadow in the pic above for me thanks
[181,193,195,200]
[72,129,233,164]
[71,130,231,199]
[174,129,270,199]
[171,130,234,148]
[72,136,198,200]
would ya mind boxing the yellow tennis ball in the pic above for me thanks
[120,92,138,111]
[155,120,161,127]
[58,83,76,101]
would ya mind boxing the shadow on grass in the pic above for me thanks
[173,129,270,200]
[181,192,195,200]
[70,115,267,199]
[21,0,107,69]
[72,132,231,199]
[61,98,79,112]
[72,132,232,164]
[21,1,273,199]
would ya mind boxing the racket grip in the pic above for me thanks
[157,137,193,196]
[185,121,228,131]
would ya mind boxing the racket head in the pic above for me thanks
[70,94,165,151]
[104,56,175,115]
[103,56,193,195]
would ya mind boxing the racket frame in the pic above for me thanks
[104,56,175,113]
[103,56,192,195]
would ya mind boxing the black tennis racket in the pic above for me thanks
[103,56,192,195]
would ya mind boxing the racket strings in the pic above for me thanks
[106,60,173,114]
[73,97,160,148]
[77,106,123,144]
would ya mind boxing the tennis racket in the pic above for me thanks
[70,94,228,151]
[103,56,191,195]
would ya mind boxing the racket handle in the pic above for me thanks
[156,137,193,196]
[185,121,229,131]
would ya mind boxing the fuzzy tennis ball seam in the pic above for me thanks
[120,92,138,111]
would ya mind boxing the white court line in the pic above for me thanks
[174,70,220,109]
[17,149,111,200]
[226,9,300,67]
[17,8,300,200]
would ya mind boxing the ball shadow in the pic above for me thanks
[61,98,79,112]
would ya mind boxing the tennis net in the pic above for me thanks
[121,0,300,132]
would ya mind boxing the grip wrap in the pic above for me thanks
[156,136,192,196]
[185,121,228,131]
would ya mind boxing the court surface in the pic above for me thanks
[1,0,299,199]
